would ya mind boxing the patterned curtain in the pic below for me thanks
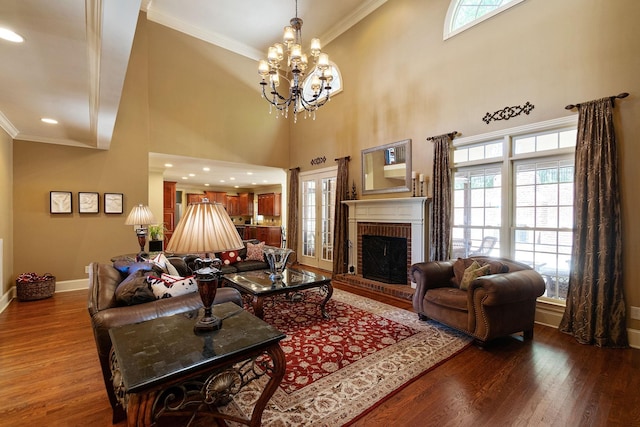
[559,97,628,348]
[286,168,300,257]
[430,135,453,261]
[332,157,350,275]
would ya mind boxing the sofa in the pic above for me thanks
[410,256,545,346]
[87,255,243,423]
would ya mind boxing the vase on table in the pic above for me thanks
[264,248,294,282]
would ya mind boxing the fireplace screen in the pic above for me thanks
[361,235,408,284]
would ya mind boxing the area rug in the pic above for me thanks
[214,288,472,426]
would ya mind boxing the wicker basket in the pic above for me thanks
[16,277,56,301]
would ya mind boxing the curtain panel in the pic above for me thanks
[430,135,453,261]
[332,157,350,275]
[559,97,628,348]
[286,168,300,257]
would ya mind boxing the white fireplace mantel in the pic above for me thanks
[342,197,431,282]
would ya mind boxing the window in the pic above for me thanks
[452,117,577,302]
[444,0,525,40]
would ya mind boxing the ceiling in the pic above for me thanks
[0,0,386,188]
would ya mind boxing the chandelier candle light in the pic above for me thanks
[258,0,334,122]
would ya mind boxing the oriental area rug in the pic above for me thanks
[215,288,472,426]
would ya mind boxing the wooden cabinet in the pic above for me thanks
[186,193,204,205]
[226,195,239,216]
[244,226,281,247]
[206,191,227,205]
[257,193,281,216]
[163,181,176,243]
[239,193,254,216]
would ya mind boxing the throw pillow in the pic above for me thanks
[220,250,242,266]
[245,241,266,261]
[115,270,156,306]
[147,273,198,299]
[152,253,180,276]
[460,262,491,290]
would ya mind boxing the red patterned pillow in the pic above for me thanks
[245,241,265,261]
[220,250,242,266]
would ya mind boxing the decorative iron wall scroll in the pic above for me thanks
[483,101,534,124]
[310,156,327,166]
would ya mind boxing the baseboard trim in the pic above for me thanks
[0,278,89,314]
[535,303,640,349]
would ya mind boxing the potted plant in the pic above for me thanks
[148,224,167,252]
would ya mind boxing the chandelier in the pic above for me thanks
[258,0,334,122]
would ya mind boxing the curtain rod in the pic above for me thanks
[565,92,629,110]
[335,156,351,161]
[427,131,458,141]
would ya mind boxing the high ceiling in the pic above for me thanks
[0,0,386,187]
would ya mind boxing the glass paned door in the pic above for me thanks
[300,169,336,270]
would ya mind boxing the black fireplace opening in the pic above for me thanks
[362,234,408,284]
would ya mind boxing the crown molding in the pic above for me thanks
[320,0,388,46]
[0,111,18,138]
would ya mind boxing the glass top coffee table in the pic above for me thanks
[223,267,333,319]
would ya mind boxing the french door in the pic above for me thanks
[299,167,337,271]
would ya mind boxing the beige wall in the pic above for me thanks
[7,2,640,330]
[0,128,13,295]
[291,0,640,328]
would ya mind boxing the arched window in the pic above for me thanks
[444,0,525,40]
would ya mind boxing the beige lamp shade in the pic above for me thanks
[124,204,156,225]
[166,201,244,254]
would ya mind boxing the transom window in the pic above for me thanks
[444,0,525,40]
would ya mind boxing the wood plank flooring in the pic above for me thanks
[1,287,639,426]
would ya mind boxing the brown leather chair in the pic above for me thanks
[87,260,242,423]
[410,256,545,346]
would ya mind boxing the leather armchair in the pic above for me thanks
[410,256,545,346]
[87,259,242,423]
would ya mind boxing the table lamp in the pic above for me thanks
[124,204,157,258]
[165,200,244,333]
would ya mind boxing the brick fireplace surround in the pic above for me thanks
[337,197,431,301]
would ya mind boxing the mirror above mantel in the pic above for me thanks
[361,139,412,195]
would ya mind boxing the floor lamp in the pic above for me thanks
[165,200,244,333]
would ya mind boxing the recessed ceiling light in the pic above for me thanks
[219,179,226,183]
[182,176,188,180]
[203,167,210,172]
[204,183,210,187]
[234,185,239,188]
[188,173,195,177]
[164,163,173,168]
[247,172,253,175]
[41,117,58,124]
[262,180,268,183]
[251,182,257,185]
[230,177,235,180]
[0,28,24,43]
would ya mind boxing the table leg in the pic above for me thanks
[249,343,286,426]
[252,295,265,319]
[127,391,157,427]
[319,283,333,319]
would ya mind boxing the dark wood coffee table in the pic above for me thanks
[223,268,333,319]
[109,302,286,427]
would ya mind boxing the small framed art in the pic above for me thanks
[78,192,99,213]
[50,191,72,214]
[104,193,124,214]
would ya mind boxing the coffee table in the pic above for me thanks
[109,302,286,427]
[223,268,333,319]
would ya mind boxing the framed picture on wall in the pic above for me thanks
[50,191,72,214]
[78,192,99,213]
[104,193,123,214]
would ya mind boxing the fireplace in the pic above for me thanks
[362,235,408,284]
[343,197,431,288]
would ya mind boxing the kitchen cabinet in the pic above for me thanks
[239,193,254,216]
[163,181,176,243]
[205,191,227,205]
[257,193,281,216]
[244,226,281,247]
[226,195,239,216]
[186,193,205,205]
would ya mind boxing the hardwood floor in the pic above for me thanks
[1,287,639,426]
